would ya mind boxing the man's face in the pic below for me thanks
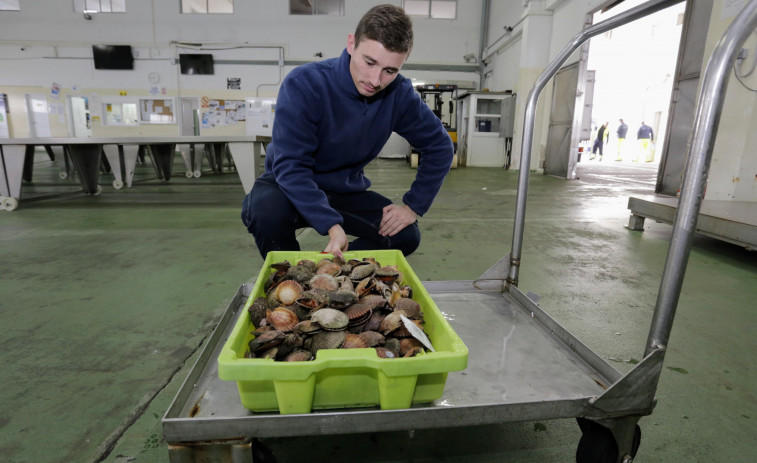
[346,34,407,97]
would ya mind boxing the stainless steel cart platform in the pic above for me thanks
[162,1,757,461]
[163,275,645,462]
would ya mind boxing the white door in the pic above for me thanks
[25,94,51,138]
[180,97,199,135]
[0,94,9,138]
[68,95,92,138]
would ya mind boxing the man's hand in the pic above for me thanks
[379,204,417,237]
[323,224,349,258]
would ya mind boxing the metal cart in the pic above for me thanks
[162,1,757,461]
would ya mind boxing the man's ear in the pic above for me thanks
[347,33,355,55]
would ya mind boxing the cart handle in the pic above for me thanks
[645,0,757,356]
[507,0,683,287]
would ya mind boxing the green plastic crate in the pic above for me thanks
[218,250,468,414]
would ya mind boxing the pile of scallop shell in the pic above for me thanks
[245,256,430,361]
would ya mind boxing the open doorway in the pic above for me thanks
[67,95,92,138]
[579,0,686,185]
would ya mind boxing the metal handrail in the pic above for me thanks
[645,0,757,355]
[507,0,683,287]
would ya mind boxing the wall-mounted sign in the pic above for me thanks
[227,77,241,90]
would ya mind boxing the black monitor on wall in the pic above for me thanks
[92,45,134,70]
[180,54,214,75]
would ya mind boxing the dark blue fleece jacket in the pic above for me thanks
[264,48,453,235]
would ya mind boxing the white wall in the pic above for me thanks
[699,0,757,202]
[0,0,482,137]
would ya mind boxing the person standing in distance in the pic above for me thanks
[636,121,655,162]
[615,118,628,161]
[241,4,453,259]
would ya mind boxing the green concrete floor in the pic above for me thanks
[0,154,755,462]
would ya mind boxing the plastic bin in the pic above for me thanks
[218,250,469,414]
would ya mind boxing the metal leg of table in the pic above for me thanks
[191,144,205,178]
[0,144,25,211]
[227,142,262,194]
[146,144,177,181]
[102,144,138,189]
[45,145,72,179]
[176,144,194,178]
[66,144,103,195]
[626,214,646,231]
[208,143,227,173]
[22,145,35,182]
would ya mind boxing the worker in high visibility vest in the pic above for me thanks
[636,122,654,162]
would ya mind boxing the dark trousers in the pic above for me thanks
[241,174,421,259]
[592,137,604,155]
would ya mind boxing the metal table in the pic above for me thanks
[161,1,757,461]
[627,195,757,250]
[0,136,267,211]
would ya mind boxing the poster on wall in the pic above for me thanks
[200,99,245,129]
[245,98,276,137]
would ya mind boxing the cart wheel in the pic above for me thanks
[193,170,202,178]
[113,179,124,190]
[59,171,69,179]
[185,171,194,178]
[576,425,618,463]
[2,197,19,211]
[410,153,419,169]
[251,438,277,463]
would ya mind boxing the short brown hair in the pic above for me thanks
[354,4,413,54]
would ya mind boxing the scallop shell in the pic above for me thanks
[266,307,299,332]
[399,337,424,356]
[358,331,385,347]
[309,330,347,354]
[379,310,407,335]
[364,311,386,333]
[270,260,291,273]
[275,280,303,306]
[293,319,322,335]
[384,337,401,355]
[276,332,304,359]
[248,330,285,354]
[375,347,398,359]
[308,274,339,292]
[252,325,274,336]
[260,347,278,359]
[343,303,373,325]
[402,346,425,357]
[342,333,370,349]
[327,289,358,309]
[316,260,343,276]
[283,348,314,362]
[349,262,376,281]
[296,289,330,311]
[248,297,268,327]
[394,297,422,319]
[359,294,387,311]
[355,277,376,297]
[310,308,349,331]
[375,265,401,284]
[287,264,314,284]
